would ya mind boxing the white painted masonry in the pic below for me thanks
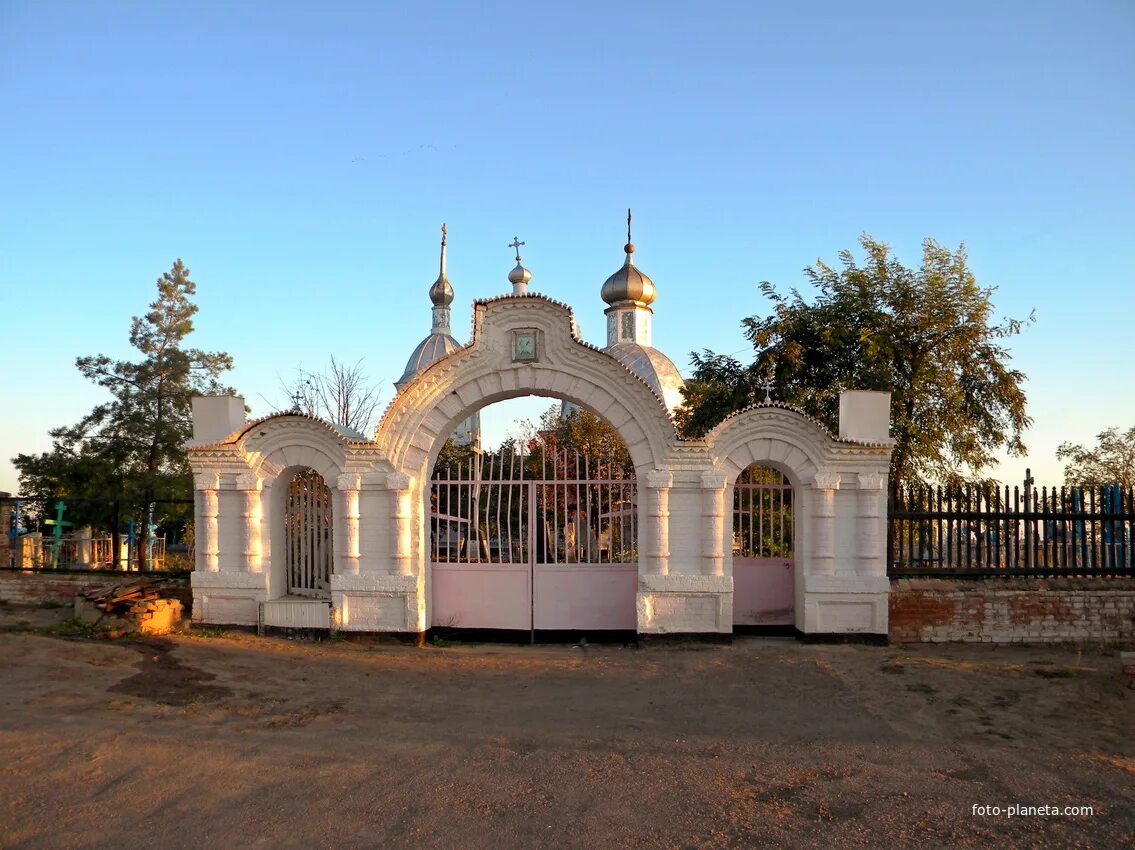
[187,294,893,637]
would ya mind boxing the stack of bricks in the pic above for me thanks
[889,577,1135,644]
[130,597,184,635]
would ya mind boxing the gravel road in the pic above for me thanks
[0,618,1131,849]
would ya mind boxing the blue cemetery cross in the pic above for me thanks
[42,501,73,565]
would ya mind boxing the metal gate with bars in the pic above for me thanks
[429,446,637,634]
[284,468,334,598]
[732,465,795,627]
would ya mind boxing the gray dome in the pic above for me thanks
[508,262,532,288]
[396,332,462,390]
[601,244,656,306]
[605,342,685,413]
[429,273,453,306]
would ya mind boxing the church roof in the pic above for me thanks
[396,331,462,390]
[604,342,685,413]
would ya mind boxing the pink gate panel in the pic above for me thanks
[733,556,794,625]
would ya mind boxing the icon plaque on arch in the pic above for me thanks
[512,329,538,362]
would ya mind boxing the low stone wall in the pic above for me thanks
[890,577,1135,644]
[0,569,190,611]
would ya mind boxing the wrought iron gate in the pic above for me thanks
[430,446,637,633]
[284,468,333,598]
[732,465,794,626]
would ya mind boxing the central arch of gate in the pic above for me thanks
[369,295,686,635]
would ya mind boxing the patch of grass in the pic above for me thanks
[1034,667,1074,679]
[42,618,97,638]
[38,600,67,610]
[190,625,229,639]
[429,634,452,648]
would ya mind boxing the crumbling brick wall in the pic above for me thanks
[890,577,1135,644]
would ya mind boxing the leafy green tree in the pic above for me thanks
[1057,426,1135,487]
[676,235,1032,490]
[13,260,234,560]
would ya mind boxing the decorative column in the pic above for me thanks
[856,472,887,575]
[194,473,220,572]
[258,479,273,578]
[337,473,362,576]
[388,472,413,576]
[810,472,840,576]
[644,470,673,576]
[233,473,263,572]
[700,470,727,576]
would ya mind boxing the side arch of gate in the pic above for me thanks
[374,296,681,626]
[234,415,350,598]
[706,406,835,631]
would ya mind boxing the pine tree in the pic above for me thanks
[14,260,234,565]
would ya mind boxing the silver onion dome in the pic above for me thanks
[508,262,532,289]
[601,210,656,306]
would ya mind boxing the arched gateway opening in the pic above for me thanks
[282,467,334,599]
[428,401,639,637]
[731,464,795,629]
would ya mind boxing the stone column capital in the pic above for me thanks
[233,472,263,491]
[811,471,841,491]
[857,471,887,491]
[386,472,412,491]
[337,473,362,491]
[194,472,220,491]
[700,470,728,490]
[645,469,673,490]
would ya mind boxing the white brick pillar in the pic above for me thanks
[810,472,840,576]
[234,473,264,572]
[358,472,387,573]
[857,472,887,575]
[337,473,361,576]
[194,473,220,572]
[388,472,413,576]
[700,470,727,576]
[644,470,672,576]
[258,478,273,578]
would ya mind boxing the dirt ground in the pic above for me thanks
[0,606,1132,850]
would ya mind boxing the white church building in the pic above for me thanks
[187,217,893,639]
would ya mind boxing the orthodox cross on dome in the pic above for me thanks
[508,236,525,263]
[438,222,448,275]
[627,208,632,242]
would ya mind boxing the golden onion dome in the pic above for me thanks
[601,209,656,306]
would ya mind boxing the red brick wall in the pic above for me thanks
[0,570,189,608]
[890,577,1135,644]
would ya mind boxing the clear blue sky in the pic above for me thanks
[2,0,1133,493]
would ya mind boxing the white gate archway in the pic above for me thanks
[188,294,894,640]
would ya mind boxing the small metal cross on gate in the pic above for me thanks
[509,237,525,262]
[763,377,774,404]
